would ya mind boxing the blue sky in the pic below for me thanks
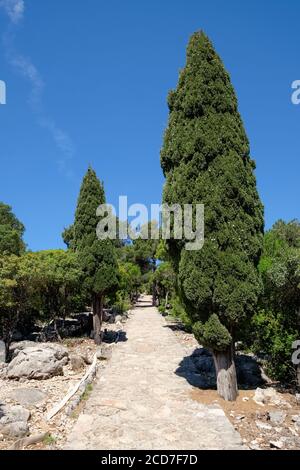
[0,0,299,251]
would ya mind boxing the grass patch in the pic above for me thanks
[80,383,93,402]
[43,434,56,446]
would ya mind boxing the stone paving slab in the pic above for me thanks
[65,297,245,450]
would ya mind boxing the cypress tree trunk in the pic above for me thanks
[93,294,103,345]
[212,347,238,401]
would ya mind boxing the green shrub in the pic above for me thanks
[250,309,298,383]
[194,314,232,351]
[169,296,193,332]
[112,291,131,314]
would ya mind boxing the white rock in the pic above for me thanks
[0,404,30,438]
[256,421,272,431]
[69,354,85,371]
[268,410,287,425]
[275,427,283,433]
[250,440,261,450]
[235,415,245,421]
[291,415,300,425]
[6,344,69,380]
[270,440,284,449]
[289,426,299,436]
[253,387,286,406]
[5,388,47,406]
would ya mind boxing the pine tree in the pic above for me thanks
[64,167,119,344]
[161,32,264,400]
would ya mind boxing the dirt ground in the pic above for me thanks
[191,389,300,450]
[1,310,299,450]
[0,319,122,451]
[169,318,300,450]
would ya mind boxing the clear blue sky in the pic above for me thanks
[0,0,299,251]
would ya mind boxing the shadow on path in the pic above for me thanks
[176,347,266,391]
[103,329,128,344]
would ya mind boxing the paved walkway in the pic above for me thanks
[65,296,244,450]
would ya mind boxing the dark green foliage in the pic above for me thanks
[169,295,193,332]
[109,261,142,313]
[131,222,159,275]
[161,31,264,352]
[62,225,75,250]
[0,202,25,256]
[0,250,84,357]
[250,309,297,382]
[248,220,300,383]
[152,261,176,305]
[31,250,85,321]
[64,167,119,343]
[194,314,232,351]
[67,167,119,298]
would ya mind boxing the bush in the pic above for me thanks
[169,296,193,332]
[250,309,298,383]
[194,314,232,351]
[112,291,131,314]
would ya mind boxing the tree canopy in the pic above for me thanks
[64,167,119,344]
[249,220,300,383]
[161,31,264,400]
[0,202,25,256]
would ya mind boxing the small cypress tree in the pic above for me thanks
[161,32,264,400]
[64,167,119,344]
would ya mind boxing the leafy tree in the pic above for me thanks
[153,262,176,308]
[131,222,160,304]
[118,262,142,302]
[64,167,119,344]
[131,222,159,274]
[0,255,26,359]
[31,250,85,335]
[116,222,160,303]
[0,202,25,255]
[161,31,264,400]
[249,220,300,384]
[169,296,194,332]
[110,261,142,313]
[0,250,83,358]
[271,219,300,248]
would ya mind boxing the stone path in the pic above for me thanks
[65,296,244,450]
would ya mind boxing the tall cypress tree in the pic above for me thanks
[64,167,119,344]
[161,32,264,400]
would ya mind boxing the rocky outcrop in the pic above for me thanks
[0,404,30,438]
[10,341,38,359]
[69,354,86,372]
[6,343,69,380]
[6,388,47,407]
[253,387,287,406]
